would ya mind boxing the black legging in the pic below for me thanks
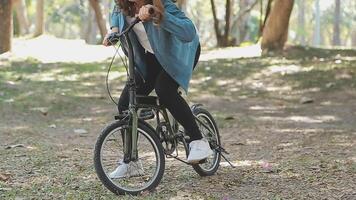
[118,46,202,141]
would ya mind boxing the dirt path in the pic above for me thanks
[1,46,355,199]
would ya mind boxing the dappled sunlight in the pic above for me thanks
[73,93,104,98]
[11,35,117,63]
[288,115,340,123]
[249,105,286,111]
[261,64,303,76]
[58,115,109,125]
[246,139,261,145]
[331,135,355,147]
[26,68,64,82]
[200,44,262,61]
[256,115,340,123]
[5,125,31,132]
[274,128,325,134]
[265,85,293,92]
[220,159,278,168]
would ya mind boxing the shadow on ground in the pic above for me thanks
[1,46,355,199]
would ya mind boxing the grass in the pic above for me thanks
[1,46,356,199]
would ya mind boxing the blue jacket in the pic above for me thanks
[111,0,199,93]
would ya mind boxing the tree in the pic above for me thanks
[89,0,108,41]
[297,0,306,45]
[352,28,356,47]
[0,0,13,54]
[82,5,99,44]
[232,0,259,45]
[34,0,45,37]
[13,0,29,35]
[261,0,294,51]
[332,0,341,46]
[210,0,233,47]
[312,0,321,46]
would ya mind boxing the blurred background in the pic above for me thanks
[1,0,355,52]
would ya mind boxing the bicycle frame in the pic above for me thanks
[119,19,182,162]
[116,19,216,164]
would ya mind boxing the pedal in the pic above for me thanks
[114,111,129,120]
[198,158,207,164]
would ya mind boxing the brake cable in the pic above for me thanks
[105,38,129,106]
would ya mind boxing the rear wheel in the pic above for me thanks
[191,107,221,176]
[94,120,165,195]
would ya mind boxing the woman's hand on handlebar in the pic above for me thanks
[138,5,155,22]
[103,27,119,46]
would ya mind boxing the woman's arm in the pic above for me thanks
[103,5,120,46]
[111,5,121,30]
[159,0,197,42]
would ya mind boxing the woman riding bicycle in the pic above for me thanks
[103,0,213,178]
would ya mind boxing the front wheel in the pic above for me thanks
[94,120,165,195]
[192,107,221,176]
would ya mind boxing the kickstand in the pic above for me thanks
[216,146,236,168]
[220,153,236,168]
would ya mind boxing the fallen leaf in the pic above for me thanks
[261,161,274,173]
[0,173,11,182]
[58,155,69,159]
[224,116,235,120]
[231,142,245,146]
[326,82,336,88]
[300,97,314,104]
[30,107,49,115]
[49,124,57,128]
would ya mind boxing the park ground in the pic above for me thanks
[0,37,355,199]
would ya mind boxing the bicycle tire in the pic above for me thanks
[191,107,221,176]
[94,119,165,195]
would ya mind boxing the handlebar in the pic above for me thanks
[108,7,155,43]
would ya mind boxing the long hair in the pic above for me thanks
[115,0,164,25]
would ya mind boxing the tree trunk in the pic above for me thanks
[236,0,253,44]
[332,0,341,46]
[210,0,223,46]
[13,0,29,35]
[210,0,233,47]
[89,0,108,41]
[261,0,294,51]
[297,0,305,45]
[223,0,232,46]
[352,29,356,47]
[34,0,44,37]
[313,0,321,46]
[231,0,258,45]
[0,0,13,54]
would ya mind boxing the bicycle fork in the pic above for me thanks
[123,32,139,163]
[123,106,139,163]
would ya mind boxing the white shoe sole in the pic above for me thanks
[187,151,213,164]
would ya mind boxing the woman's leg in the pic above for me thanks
[116,52,162,165]
[154,70,203,141]
[117,52,162,113]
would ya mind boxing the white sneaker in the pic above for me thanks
[187,139,214,163]
[109,160,145,179]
